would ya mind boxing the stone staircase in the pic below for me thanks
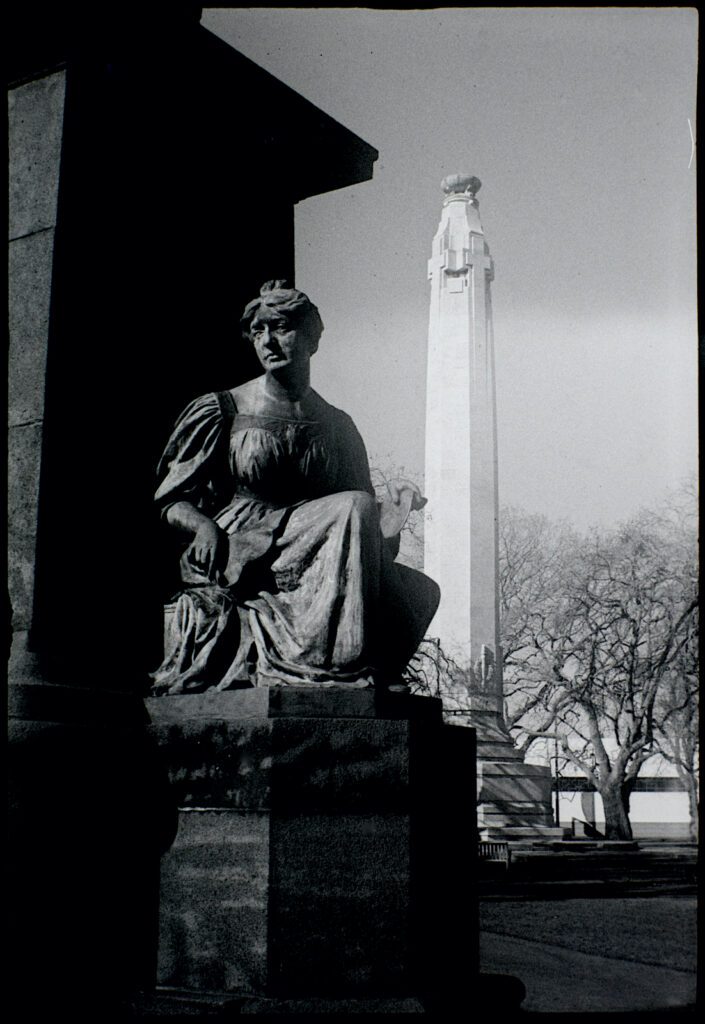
[481,823,570,842]
[474,712,561,839]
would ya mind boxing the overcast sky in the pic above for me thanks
[203,7,698,531]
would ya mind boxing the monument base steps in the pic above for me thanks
[476,742,524,760]
[480,812,556,830]
[481,825,571,842]
[479,800,554,814]
[469,712,561,839]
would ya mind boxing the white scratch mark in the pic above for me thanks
[688,118,695,170]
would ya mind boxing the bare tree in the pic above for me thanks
[504,485,698,840]
[499,507,581,746]
[653,651,699,841]
[381,460,698,842]
[404,636,486,730]
[404,636,457,699]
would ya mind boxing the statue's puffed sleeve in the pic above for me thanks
[155,393,227,517]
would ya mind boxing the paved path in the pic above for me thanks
[479,896,697,1013]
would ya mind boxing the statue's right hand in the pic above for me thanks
[186,520,225,579]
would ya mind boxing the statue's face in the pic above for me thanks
[250,309,316,372]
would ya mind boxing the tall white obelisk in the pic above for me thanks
[424,173,503,719]
[424,174,559,839]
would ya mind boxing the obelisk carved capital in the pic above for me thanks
[441,172,482,199]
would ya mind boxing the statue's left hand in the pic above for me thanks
[379,478,427,539]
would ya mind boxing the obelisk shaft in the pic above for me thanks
[424,175,503,716]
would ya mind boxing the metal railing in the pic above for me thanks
[478,841,511,866]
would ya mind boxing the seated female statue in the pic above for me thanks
[150,281,439,693]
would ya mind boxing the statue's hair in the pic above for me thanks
[240,280,324,344]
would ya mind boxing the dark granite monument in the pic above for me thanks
[8,6,480,1015]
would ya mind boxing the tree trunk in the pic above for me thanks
[599,782,633,840]
[685,776,699,843]
[671,759,699,843]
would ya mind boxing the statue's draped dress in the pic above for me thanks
[150,389,438,692]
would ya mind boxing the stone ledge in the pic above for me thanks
[480,817,556,829]
[481,826,568,841]
[131,989,426,1014]
[146,687,443,723]
[478,800,554,814]
[475,743,524,760]
[478,777,552,802]
[477,760,552,778]
[9,680,149,725]
[239,995,426,1013]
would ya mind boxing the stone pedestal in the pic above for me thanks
[472,711,564,840]
[145,688,477,1010]
[478,760,558,836]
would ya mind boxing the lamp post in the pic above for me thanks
[553,738,561,828]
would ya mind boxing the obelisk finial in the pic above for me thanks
[441,173,481,198]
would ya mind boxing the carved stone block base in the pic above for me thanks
[146,688,476,1005]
